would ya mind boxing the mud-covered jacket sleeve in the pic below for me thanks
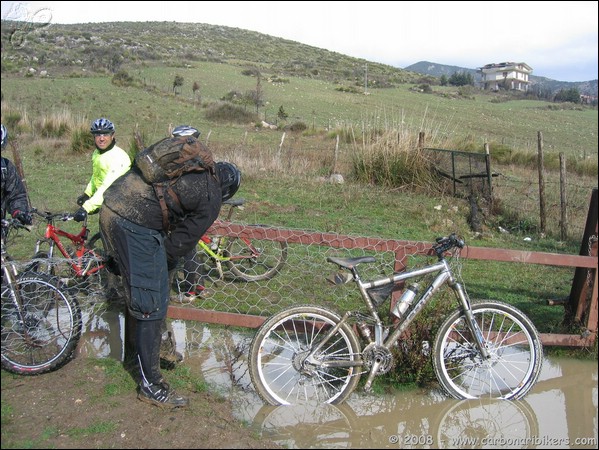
[83,146,131,214]
[162,172,222,262]
[1,157,29,218]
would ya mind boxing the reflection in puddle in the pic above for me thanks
[81,311,598,449]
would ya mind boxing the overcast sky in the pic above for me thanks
[2,1,597,82]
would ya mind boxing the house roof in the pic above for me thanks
[479,62,533,72]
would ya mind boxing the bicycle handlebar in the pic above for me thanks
[433,233,465,257]
[31,207,78,222]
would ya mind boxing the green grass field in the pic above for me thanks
[2,61,597,158]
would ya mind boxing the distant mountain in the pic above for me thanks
[404,61,598,97]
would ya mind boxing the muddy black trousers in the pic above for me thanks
[99,206,170,385]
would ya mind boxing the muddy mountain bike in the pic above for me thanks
[171,198,288,298]
[28,208,107,287]
[249,234,543,405]
[1,218,82,375]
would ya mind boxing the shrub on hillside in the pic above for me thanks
[285,121,307,132]
[38,116,69,138]
[111,69,137,87]
[204,102,259,124]
[69,127,94,154]
[352,131,438,190]
[1,110,23,133]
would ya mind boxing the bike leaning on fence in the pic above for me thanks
[171,198,288,299]
[1,218,82,375]
[248,234,543,405]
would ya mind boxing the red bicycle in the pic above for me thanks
[29,208,106,282]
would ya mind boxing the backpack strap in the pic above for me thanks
[153,181,183,233]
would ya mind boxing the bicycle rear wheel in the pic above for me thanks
[248,305,362,406]
[1,273,82,375]
[432,300,543,400]
[225,236,287,282]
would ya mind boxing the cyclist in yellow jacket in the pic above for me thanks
[74,118,131,222]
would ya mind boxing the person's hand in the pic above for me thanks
[12,210,33,225]
[73,207,87,222]
[76,193,90,206]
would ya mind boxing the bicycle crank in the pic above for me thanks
[362,344,394,391]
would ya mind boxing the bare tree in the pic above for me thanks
[173,75,184,94]
[192,81,200,104]
[253,72,264,113]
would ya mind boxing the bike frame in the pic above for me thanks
[2,220,34,342]
[194,198,271,278]
[306,254,490,390]
[34,213,104,277]
[197,234,267,276]
[196,235,228,278]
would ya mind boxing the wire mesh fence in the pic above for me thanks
[7,224,578,339]
[492,169,595,241]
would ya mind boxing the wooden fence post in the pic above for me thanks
[537,131,546,235]
[565,188,598,329]
[484,142,493,203]
[559,153,568,240]
[417,131,425,150]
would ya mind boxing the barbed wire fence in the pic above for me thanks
[423,146,595,242]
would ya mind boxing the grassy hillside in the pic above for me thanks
[1,21,418,84]
[1,20,597,155]
[2,66,597,158]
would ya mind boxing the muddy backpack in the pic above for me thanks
[135,135,215,183]
[135,135,216,231]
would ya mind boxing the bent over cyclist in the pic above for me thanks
[74,118,131,222]
[99,132,222,409]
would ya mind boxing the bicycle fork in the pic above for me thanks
[2,267,36,346]
[450,279,491,360]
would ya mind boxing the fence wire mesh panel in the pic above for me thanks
[163,223,577,332]
[424,148,492,200]
[492,169,595,241]
[424,147,595,242]
[4,220,595,351]
[169,232,399,318]
[6,256,116,348]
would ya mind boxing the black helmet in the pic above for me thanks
[172,125,200,138]
[90,118,115,134]
[1,124,7,149]
[216,161,241,202]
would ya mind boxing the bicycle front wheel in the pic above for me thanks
[432,300,543,400]
[225,236,287,281]
[248,305,362,406]
[1,273,82,375]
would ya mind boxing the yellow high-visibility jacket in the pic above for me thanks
[82,144,131,214]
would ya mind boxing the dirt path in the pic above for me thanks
[1,357,280,449]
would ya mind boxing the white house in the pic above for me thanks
[478,62,532,91]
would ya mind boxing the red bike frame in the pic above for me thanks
[33,210,104,277]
